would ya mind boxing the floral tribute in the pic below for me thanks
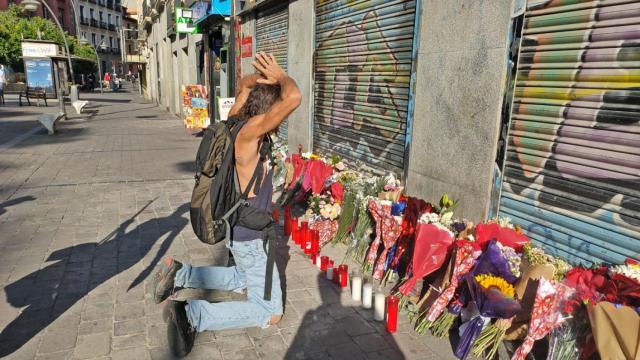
[272,144,640,360]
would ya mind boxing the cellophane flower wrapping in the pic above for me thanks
[390,197,432,272]
[454,241,522,360]
[475,222,529,252]
[302,160,334,195]
[511,278,573,360]
[397,222,455,296]
[423,241,482,323]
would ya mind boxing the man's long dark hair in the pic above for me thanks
[237,84,282,121]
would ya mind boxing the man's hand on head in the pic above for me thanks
[252,52,287,85]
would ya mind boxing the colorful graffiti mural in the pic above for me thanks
[499,0,640,265]
[313,0,416,172]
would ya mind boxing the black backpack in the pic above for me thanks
[190,116,277,300]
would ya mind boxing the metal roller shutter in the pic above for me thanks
[256,3,289,140]
[313,0,417,174]
[499,0,640,265]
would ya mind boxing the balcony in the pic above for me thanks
[80,17,89,25]
[90,18,98,27]
[88,0,96,3]
[106,0,113,8]
[100,21,107,29]
[115,4,122,11]
[108,23,115,31]
[111,48,121,55]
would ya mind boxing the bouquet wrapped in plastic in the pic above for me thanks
[454,241,522,360]
[511,278,572,360]
[416,241,481,335]
[587,301,640,360]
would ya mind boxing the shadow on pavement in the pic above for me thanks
[0,201,189,357]
[0,196,36,216]
[174,161,195,175]
[79,97,132,104]
[285,273,406,359]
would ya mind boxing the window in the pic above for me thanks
[43,7,49,19]
[115,16,119,26]
[99,11,103,22]
[90,8,94,19]
[80,5,84,18]
[58,8,65,28]
[116,37,120,49]
[108,14,111,25]
[109,36,113,48]
[92,33,96,45]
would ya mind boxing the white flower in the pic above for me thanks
[301,152,312,159]
[335,161,346,171]
[419,212,440,224]
[610,264,640,282]
[497,216,514,229]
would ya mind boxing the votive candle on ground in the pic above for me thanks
[338,265,348,288]
[311,230,320,255]
[291,217,300,244]
[315,254,322,268]
[351,275,362,302]
[301,221,310,252]
[362,283,373,309]
[386,295,399,333]
[320,256,329,272]
[326,266,334,281]
[374,291,386,321]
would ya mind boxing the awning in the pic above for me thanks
[126,54,145,63]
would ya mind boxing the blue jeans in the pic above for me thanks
[174,239,282,332]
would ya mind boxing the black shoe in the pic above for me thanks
[152,257,183,304]
[166,301,195,358]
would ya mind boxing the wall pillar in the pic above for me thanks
[405,0,514,220]
[286,0,314,152]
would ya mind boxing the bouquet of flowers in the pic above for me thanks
[378,173,403,201]
[510,278,573,360]
[474,219,529,252]
[416,240,482,335]
[587,301,640,360]
[454,241,522,360]
[302,159,334,195]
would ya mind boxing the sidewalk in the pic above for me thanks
[0,90,458,359]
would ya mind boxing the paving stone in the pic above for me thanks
[114,318,146,336]
[110,346,151,360]
[217,334,254,353]
[353,332,391,353]
[220,348,259,360]
[35,350,73,360]
[112,333,147,349]
[38,331,78,354]
[114,301,145,321]
[253,334,287,358]
[187,343,223,360]
[77,319,112,336]
[73,333,111,359]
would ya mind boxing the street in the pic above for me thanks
[0,90,456,360]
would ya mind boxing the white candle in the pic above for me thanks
[374,292,386,321]
[351,276,362,302]
[326,267,333,280]
[362,283,373,309]
[316,255,322,269]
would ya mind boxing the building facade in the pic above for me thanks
[0,0,75,35]
[76,0,125,73]
[137,0,640,266]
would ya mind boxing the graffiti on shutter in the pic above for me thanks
[499,0,640,265]
[313,0,416,173]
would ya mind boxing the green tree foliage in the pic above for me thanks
[0,5,96,73]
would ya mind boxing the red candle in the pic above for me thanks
[320,256,329,271]
[301,221,312,253]
[291,217,300,244]
[338,264,348,288]
[310,230,320,255]
[386,295,399,333]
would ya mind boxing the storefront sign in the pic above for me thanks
[217,97,235,121]
[210,0,231,16]
[241,36,253,58]
[182,85,209,128]
[176,8,199,34]
[21,42,58,58]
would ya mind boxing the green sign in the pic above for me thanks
[176,8,199,34]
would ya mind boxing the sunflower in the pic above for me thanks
[475,274,516,298]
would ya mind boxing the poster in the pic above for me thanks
[241,36,253,58]
[217,97,235,121]
[181,84,209,128]
[24,58,55,98]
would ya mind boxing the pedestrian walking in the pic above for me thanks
[151,52,301,358]
[103,72,111,91]
[0,64,6,105]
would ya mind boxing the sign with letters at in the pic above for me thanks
[21,42,58,58]
[176,8,199,34]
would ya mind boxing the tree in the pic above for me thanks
[0,5,96,73]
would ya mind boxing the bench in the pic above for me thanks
[19,87,48,107]
[1,83,27,105]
